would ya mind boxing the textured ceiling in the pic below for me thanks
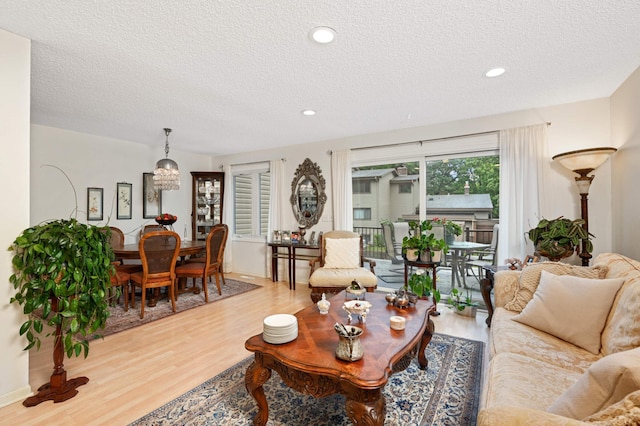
[1,1,640,156]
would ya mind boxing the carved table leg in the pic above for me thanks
[418,315,435,370]
[244,356,272,426]
[345,389,386,426]
[480,276,494,327]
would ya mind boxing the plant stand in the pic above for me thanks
[403,257,440,316]
[23,299,89,407]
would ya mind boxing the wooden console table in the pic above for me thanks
[268,242,319,290]
[245,291,435,425]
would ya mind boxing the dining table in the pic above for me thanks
[447,241,491,288]
[112,239,207,305]
[112,239,206,260]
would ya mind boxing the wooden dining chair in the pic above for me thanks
[108,226,143,274]
[109,261,130,311]
[142,224,165,234]
[101,227,136,311]
[175,224,228,302]
[129,230,181,319]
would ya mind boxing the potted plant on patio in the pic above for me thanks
[447,288,478,317]
[432,217,463,245]
[527,216,593,261]
[9,218,114,406]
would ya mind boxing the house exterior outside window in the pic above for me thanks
[353,207,372,220]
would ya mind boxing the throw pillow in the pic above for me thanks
[512,270,624,354]
[504,262,608,312]
[583,389,640,424]
[324,238,360,269]
[548,348,640,419]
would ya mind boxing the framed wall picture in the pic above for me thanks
[142,173,162,219]
[117,182,132,220]
[87,187,103,221]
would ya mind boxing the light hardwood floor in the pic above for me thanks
[0,274,491,425]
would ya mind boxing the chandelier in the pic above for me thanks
[153,128,180,190]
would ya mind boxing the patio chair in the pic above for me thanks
[465,224,499,282]
[378,222,411,283]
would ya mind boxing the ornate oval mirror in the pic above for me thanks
[290,158,326,228]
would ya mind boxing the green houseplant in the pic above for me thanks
[431,217,463,245]
[406,270,441,302]
[447,288,478,317]
[402,220,449,262]
[527,216,593,261]
[9,218,114,406]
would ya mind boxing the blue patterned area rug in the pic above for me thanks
[130,333,483,425]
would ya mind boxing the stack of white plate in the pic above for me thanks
[263,314,298,344]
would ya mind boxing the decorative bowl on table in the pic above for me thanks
[346,279,366,300]
[343,300,372,323]
[155,213,177,226]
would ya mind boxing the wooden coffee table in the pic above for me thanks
[244,291,435,425]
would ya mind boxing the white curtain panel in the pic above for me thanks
[331,149,353,231]
[267,159,284,278]
[498,124,550,262]
[222,163,233,273]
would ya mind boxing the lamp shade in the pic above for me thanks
[552,147,617,173]
[153,158,180,190]
[153,128,180,190]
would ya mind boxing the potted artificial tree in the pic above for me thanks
[527,216,593,261]
[9,218,114,406]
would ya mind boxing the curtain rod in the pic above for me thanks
[220,158,286,170]
[337,122,551,154]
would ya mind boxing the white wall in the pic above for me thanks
[214,97,615,280]
[0,29,32,406]
[611,66,640,259]
[31,125,214,241]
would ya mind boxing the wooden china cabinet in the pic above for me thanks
[191,172,225,241]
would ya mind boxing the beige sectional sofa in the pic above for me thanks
[479,253,640,425]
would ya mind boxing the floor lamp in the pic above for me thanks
[552,147,617,266]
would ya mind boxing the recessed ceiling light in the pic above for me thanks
[485,67,506,78]
[301,109,316,116]
[309,27,336,44]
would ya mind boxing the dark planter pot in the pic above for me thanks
[536,242,574,261]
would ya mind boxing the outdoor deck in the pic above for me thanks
[373,258,487,309]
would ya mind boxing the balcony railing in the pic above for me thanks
[353,225,496,260]
[353,226,387,259]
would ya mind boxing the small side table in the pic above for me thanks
[268,242,319,290]
[404,258,440,315]
[480,265,509,327]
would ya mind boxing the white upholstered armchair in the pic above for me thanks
[308,230,377,303]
